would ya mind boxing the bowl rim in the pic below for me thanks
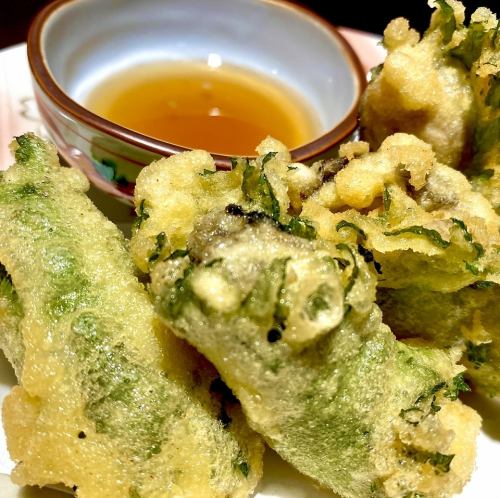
[27,0,366,167]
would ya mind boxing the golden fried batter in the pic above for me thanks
[360,1,499,211]
[132,144,481,498]
[0,134,263,498]
[300,134,500,395]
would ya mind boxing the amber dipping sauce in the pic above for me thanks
[84,61,320,156]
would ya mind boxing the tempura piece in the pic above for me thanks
[0,134,263,498]
[130,136,293,272]
[464,8,500,211]
[302,134,499,290]
[360,1,499,210]
[153,213,480,498]
[132,147,480,498]
[300,134,500,394]
[378,284,500,397]
[360,0,473,168]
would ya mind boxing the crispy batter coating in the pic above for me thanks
[300,133,500,395]
[465,7,500,211]
[302,134,500,290]
[131,137,292,273]
[133,145,481,498]
[0,134,263,498]
[360,1,473,168]
[0,265,23,378]
[360,1,499,211]
[378,284,500,397]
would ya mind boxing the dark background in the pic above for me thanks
[0,0,496,49]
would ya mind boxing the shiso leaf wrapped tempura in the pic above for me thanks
[0,134,263,498]
[360,0,499,211]
[300,134,500,396]
[131,145,481,498]
[301,134,500,290]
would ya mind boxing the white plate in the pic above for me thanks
[0,40,499,498]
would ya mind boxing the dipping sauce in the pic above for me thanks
[84,61,320,156]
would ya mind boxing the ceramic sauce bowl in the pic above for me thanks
[28,0,365,201]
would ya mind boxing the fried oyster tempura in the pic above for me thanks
[300,134,500,396]
[131,144,480,498]
[360,0,499,211]
[0,134,263,497]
